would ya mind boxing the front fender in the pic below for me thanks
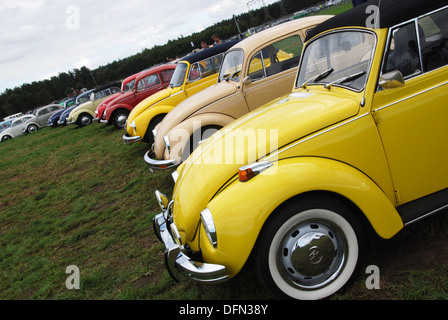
[161,113,236,161]
[129,105,174,139]
[200,157,404,277]
[105,104,131,120]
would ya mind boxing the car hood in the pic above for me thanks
[127,87,174,123]
[70,100,91,114]
[172,88,360,239]
[108,91,133,106]
[50,109,65,119]
[154,81,237,157]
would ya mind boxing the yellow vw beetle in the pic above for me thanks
[153,1,448,300]
[122,41,239,145]
[144,15,332,171]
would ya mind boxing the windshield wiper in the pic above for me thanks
[300,68,334,89]
[324,71,366,89]
[220,70,241,82]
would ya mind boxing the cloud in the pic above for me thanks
[0,0,279,93]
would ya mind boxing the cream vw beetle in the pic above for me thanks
[144,15,333,171]
[152,0,448,300]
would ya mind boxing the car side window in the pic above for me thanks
[248,35,303,81]
[248,51,265,80]
[189,63,201,81]
[160,69,175,83]
[383,23,421,78]
[137,74,161,91]
[12,119,23,127]
[38,108,49,116]
[418,7,448,72]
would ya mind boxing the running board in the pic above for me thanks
[397,188,448,226]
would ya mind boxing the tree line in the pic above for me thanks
[0,0,325,119]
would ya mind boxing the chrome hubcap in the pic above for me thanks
[278,219,347,289]
[80,116,91,125]
[116,114,127,127]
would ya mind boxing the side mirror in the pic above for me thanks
[243,76,252,86]
[379,70,405,89]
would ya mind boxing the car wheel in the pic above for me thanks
[78,113,92,126]
[144,113,167,145]
[27,124,38,133]
[112,110,130,129]
[1,135,11,142]
[255,196,365,300]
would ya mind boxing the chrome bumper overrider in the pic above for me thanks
[122,133,141,144]
[152,200,229,283]
[144,150,178,172]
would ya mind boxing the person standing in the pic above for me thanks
[212,34,222,45]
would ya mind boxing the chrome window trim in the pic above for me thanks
[377,5,448,91]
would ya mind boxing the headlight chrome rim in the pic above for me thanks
[200,208,218,248]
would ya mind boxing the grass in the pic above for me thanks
[1,123,448,301]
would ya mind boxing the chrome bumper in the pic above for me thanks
[144,150,178,172]
[122,133,141,144]
[153,199,229,283]
[100,119,108,124]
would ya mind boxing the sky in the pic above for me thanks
[0,0,279,93]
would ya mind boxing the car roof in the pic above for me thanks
[229,15,333,54]
[181,40,241,64]
[93,82,121,93]
[306,0,447,42]
[136,63,176,79]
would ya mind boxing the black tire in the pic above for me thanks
[111,109,130,129]
[77,113,93,126]
[27,124,38,133]
[143,113,167,145]
[1,135,11,142]
[254,195,365,300]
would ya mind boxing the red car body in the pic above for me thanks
[100,63,176,128]
[94,72,140,123]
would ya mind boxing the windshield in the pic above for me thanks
[122,79,136,92]
[170,62,188,87]
[297,30,376,91]
[218,50,244,82]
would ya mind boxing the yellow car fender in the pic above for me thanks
[201,157,404,277]
[132,105,174,140]
[166,113,236,162]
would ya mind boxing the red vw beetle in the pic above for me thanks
[94,72,140,124]
[100,63,176,128]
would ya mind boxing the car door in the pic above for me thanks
[184,54,223,98]
[37,107,50,126]
[11,118,24,136]
[243,35,303,111]
[135,74,163,104]
[372,8,448,205]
